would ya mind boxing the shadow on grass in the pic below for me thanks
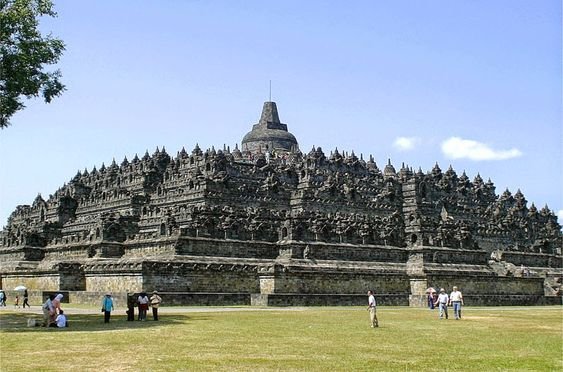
[0,312,211,333]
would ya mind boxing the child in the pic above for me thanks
[55,309,68,328]
[14,295,20,308]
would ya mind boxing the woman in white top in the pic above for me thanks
[137,292,149,321]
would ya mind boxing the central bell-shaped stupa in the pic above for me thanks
[241,101,299,154]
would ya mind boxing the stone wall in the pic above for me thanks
[1,274,60,291]
[426,275,544,296]
[143,270,260,293]
[123,239,177,258]
[175,237,279,259]
[252,293,409,306]
[142,262,260,293]
[154,292,250,306]
[267,270,410,294]
[63,291,129,306]
[498,251,562,268]
[297,242,409,262]
[0,246,44,261]
[60,265,86,291]
[463,295,561,306]
[418,247,489,265]
[85,274,143,293]
[43,244,90,261]
[65,291,249,306]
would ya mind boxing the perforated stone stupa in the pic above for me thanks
[0,102,561,306]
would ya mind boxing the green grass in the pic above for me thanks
[1,306,561,371]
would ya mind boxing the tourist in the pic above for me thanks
[434,288,449,319]
[449,286,464,320]
[126,292,136,321]
[101,293,114,323]
[0,290,5,306]
[137,292,149,321]
[51,294,63,324]
[150,291,162,321]
[42,295,55,327]
[23,289,30,308]
[52,294,63,312]
[366,290,379,328]
[427,288,436,309]
[14,295,20,308]
[55,309,68,328]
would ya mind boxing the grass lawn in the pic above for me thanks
[0,306,561,371]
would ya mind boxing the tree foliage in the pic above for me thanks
[0,0,65,128]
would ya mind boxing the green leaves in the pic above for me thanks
[0,0,65,128]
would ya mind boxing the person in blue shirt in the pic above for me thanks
[101,293,114,323]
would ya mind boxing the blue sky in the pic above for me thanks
[1,0,562,226]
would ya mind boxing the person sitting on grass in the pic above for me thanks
[55,309,68,328]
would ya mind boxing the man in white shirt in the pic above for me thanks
[366,290,379,328]
[449,286,464,320]
[434,288,449,319]
[55,309,67,328]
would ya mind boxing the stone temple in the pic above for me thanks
[0,102,561,306]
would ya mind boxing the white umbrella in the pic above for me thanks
[14,285,26,291]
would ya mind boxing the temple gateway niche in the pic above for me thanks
[0,102,561,306]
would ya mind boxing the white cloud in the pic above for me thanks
[441,137,522,161]
[393,137,420,151]
[557,210,563,224]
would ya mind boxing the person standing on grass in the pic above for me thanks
[434,288,449,320]
[101,293,114,323]
[150,291,162,321]
[449,286,464,320]
[126,292,136,321]
[367,290,379,328]
[137,292,149,321]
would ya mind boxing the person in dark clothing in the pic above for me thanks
[126,292,136,321]
[23,289,30,308]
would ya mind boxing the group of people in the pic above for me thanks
[123,291,162,322]
[93,291,163,323]
[428,286,464,320]
[42,294,67,328]
[12,290,162,325]
[367,286,464,328]
[0,289,30,308]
